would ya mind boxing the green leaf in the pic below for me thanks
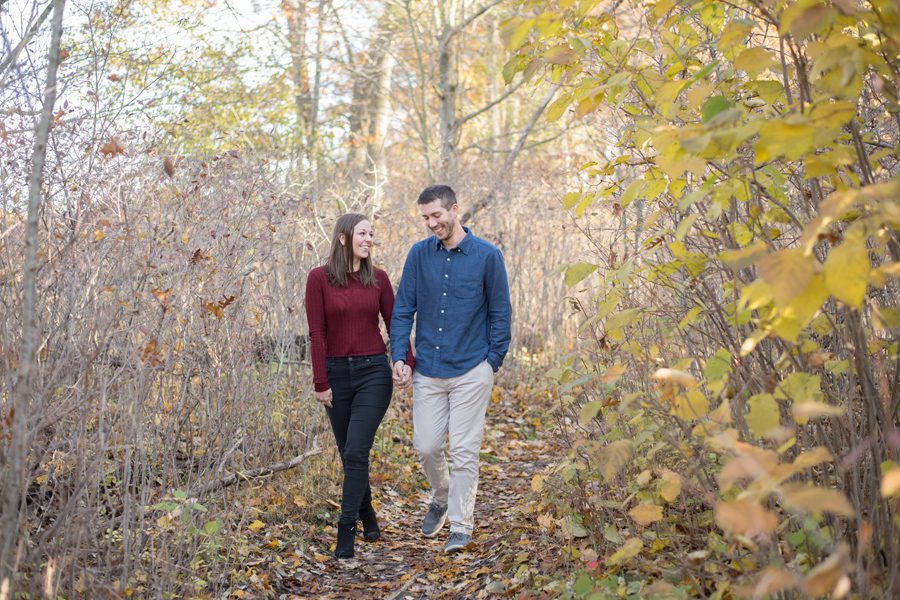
[580,399,603,424]
[564,262,597,287]
[701,96,733,123]
[704,348,732,380]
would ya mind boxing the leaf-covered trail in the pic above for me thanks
[273,380,558,599]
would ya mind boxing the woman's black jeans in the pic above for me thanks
[325,353,393,525]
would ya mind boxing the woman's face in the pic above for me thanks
[345,219,373,265]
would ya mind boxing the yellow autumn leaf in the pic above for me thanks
[778,274,829,339]
[628,503,663,526]
[780,483,854,517]
[715,498,778,537]
[746,393,780,439]
[564,262,597,287]
[606,538,643,565]
[671,389,709,420]
[531,474,544,492]
[758,248,814,307]
[248,519,265,532]
[599,362,626,384]
[636,469,652,486]
[881,467,900,497]
[755,118,817,163]
[659,470,682,503]
[719,240,768,270]
[93,229,106,242]
[824,236,869,309]
[598,440,633,482]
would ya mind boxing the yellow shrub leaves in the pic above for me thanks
[606,538,643,566]
[780,483,854,517]
[714,499,778,537]
[628,503,663,526]
[597,440,633,482]
[758,249,814,307]
[658,470,682,503]
[745,393,779,438]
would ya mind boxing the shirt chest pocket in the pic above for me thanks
[454,273,482,299]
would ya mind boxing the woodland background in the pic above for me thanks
[1,0,898,598]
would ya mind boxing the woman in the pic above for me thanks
[304,213,412,559]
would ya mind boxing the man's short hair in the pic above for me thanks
[417,185,457,210]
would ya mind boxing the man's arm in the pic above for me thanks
[389,248,418,365]
[484,248,512,371]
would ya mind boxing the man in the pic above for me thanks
[390,184,512,553]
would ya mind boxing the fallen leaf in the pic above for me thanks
[100,138,125,157]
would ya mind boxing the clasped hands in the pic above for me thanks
[392,360,412,389]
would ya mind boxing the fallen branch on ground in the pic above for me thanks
[190,447,323,496]
[385,572,418,600]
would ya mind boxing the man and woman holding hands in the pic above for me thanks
[304,184,512,558]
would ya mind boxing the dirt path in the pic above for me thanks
[272,382,556,599]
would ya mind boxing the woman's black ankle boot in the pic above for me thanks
[359,503,380,542]
[335,522,356,558]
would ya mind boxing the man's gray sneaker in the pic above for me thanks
[443,532,472,553]
[421,502,447,537]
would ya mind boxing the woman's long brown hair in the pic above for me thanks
[325,213,377,287]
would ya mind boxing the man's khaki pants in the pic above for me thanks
[412,360,494,535]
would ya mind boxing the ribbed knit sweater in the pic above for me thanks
[304,266,413,392]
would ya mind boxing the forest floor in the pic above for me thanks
[223,374,566,599]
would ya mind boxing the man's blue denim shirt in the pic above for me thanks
[390,227,512,379]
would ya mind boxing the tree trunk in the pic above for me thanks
[1,0,65,585]
[346,9,398,205]
[437,24,459,184]
[282,0,311,171]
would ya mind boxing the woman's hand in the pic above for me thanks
[315,389,333,408]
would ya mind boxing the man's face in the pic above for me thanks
[420,199,459,242]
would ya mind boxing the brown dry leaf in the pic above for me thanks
[780,483,854,517]
[802,544,849,597]
[163,156,176,177]
[628,503,663,526]
[750,567,799,596]
[99,138,126,157]
[714,498,778,537]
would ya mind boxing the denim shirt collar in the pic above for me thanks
[432,226,472,254]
